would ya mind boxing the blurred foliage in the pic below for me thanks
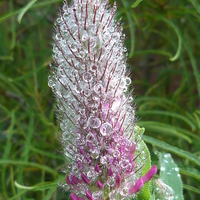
[0,0,200,199]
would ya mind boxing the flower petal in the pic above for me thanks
[142,165,157,184]
[128,178,144,194]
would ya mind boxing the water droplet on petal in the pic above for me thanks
[82,31,89,42]
[90,37,97,48]
[75,131,81,139]
[58,67,66,77]
[75,154,84,162]
[62,131,70,140]
[92,191,104,200]
[94,83,103,94]
[89,116,101,128]
[113,150,120,157]
[128,97,133,103]
[111,99,121,112]
[83,72,93,82]
[120,187,129,197]
[120,159,129,169]
[90,64,98,72]
[91,148,100,159]
[82,88,91,97]
[60,122,66,131]
[86,132,95,142]
[126,77,131,85]
[48,80,55,88]
[100,156,107,164]
[100,122,112,136]
[107,177,116,187]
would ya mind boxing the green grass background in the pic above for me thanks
[0,0,200,199]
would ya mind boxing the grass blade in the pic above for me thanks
[183,184,200,194]
[183,35,200,99]
[137,110,196,130]
[18,0,37,24]
[121,0,135,57]
[143,136,200,166]
[131,0,143,8]
[180,168,200,181]
[0,160,58,176]
[138,121,192,143]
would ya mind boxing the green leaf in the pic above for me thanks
[143,136,200,166]
[135,127,151,200]
[136,141,151,200]
[18,0,38,24]
[131,0,143,8]
[158,152,184,200]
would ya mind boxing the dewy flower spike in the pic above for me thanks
[48,0,157,199]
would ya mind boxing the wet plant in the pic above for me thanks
[48,0,157,199]
[1,0,200,199]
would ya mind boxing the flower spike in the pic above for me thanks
[49,0,157,199]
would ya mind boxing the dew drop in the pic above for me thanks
[100,122,112,136]
[120,159,129,169]
[48,79,55,88]
[109,190,117,200]
[75,154,84,162]
[60,122,66,131]
[75,132,81,140]
[100,156,107,165]
[91,148,100,159]
[62,131,70,140]
[83,72,93,82]
[89,116,101,128]
[90,64,98,72]
[107,177,116,187]
[58,67,66,77]
[111,99,121,112]
[82,31,89,42]
[113,150,120,157]
[94,83,103,94]
[90,37,97,48]
[92,191,103,200]
[79,119,88,129]
[86,132,95,142]
[128,97,133,103]
[160,165,166,171]
[82,88,91,97]
[174,167,179,172]
[120,187,129,197]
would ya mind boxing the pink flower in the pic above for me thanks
[49,0,157,199]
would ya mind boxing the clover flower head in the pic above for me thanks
[48,0,157,199]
